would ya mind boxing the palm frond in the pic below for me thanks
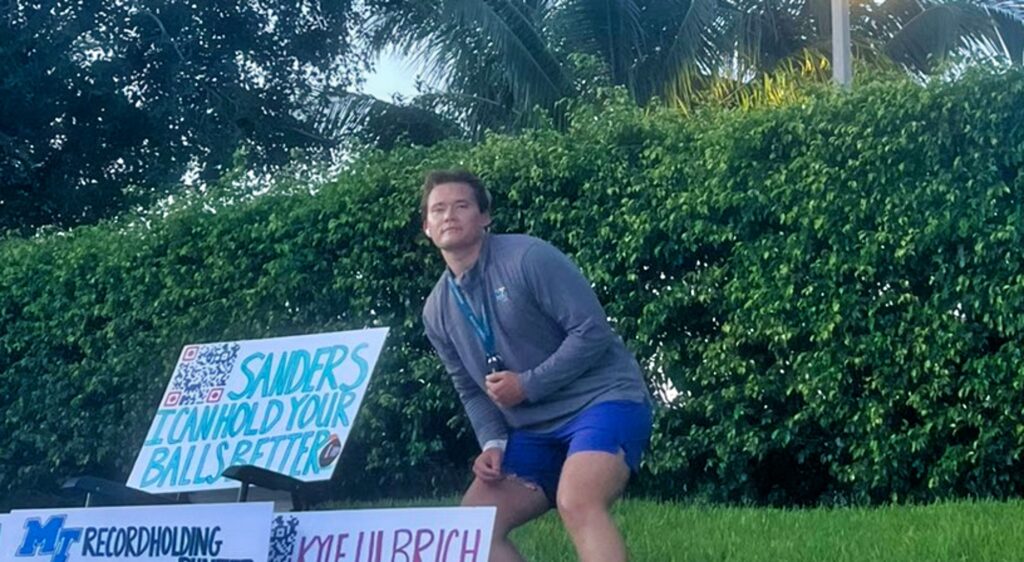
[881,0,1024,72]
[871,0,927,39]
[726,0,830,71]
[558,0,646,90]
[648,0,729,104]
[363,0,443,54]
[363,1,532,134]
[801,0,833,37]
[979,0,1024,63]
[308,90,459,148]
[441,0,573,110]
[670,48,831,112]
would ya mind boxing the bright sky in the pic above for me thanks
[361,51,420,100]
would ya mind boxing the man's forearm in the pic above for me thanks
[518,327,612,402]
[461,389,509,447]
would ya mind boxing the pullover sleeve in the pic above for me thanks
[423,313,508,448]
[517,241,616,403]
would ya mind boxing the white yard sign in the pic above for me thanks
[128,328,389,493]
[267,507,496,562]
[0,502,273,562]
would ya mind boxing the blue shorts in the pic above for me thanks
[501,400,653,504]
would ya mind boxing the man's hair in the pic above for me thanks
[420,169,492,218]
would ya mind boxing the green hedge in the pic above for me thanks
[2,70,1023,507]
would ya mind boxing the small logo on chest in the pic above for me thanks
[493,286,510,303]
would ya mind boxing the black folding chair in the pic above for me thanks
[61,476,186,507]
[221,465,311,511]
[62,464,315,510]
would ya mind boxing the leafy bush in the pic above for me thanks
[2,69,1023,506]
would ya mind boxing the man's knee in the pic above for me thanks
[462,487,510,537]
[462,479,546,537]
[460,486,490,508]
[556,487,607,530]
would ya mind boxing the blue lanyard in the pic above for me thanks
[447,276,497,357]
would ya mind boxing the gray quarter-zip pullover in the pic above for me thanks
[422,233,651,448]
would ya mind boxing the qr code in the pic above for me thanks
[269,515,299,562]
[170,343,241,405]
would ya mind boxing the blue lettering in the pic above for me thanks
[242,402,262,437]
[191,443,215,485]
[260,434,288,469]
[144,410,174,446]
[302,430,331,476]
[315,343,348,393]
[82,527,98,555]
[213,441,231,482]
[289,431,317,476]
[287,350,312,394]
[250,437,269,466]
[286,395,303,431]
[341,343,370,391]
[315,392,338,428]
[212,403,237,440]
[164,447,183,486]
[95,527,108,555]
[179,406,212,443]
[310,347,335,392]
[230,352,269,400]
[296,394,319,430]
[275,433,304,473]
[229,402,255,438]
[17,516,81,562]
[259,399,285,433]
[179,445,196,486]
[141,447,170,488]
[228,344,372,400]
[335,390,358,427]
[196,405,218,440]
[270,351,291,396]
[166,407,193,446]
[229,439,254,467]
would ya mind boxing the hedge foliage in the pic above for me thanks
[2,70,1023,507]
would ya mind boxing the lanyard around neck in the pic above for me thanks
[447,276,496,357]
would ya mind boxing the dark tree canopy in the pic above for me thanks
[0,0,364,233]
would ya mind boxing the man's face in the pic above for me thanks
[423,182,491,251]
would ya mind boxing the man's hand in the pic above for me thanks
[473,447,504,482]
[486,371,526,408]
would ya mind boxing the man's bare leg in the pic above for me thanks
[462,477,550,562]
[556,451,631,562]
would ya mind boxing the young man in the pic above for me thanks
[420,169,652,562]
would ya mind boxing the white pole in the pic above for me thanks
[832,0,853,88]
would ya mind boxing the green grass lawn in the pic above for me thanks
[326,498,1024,561]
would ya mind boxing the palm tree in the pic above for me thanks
[867,0,1024,70]
[721,0,1024,75]
[327,0,1024,142]
[348,0,728,137]
[678,0,1024,107]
